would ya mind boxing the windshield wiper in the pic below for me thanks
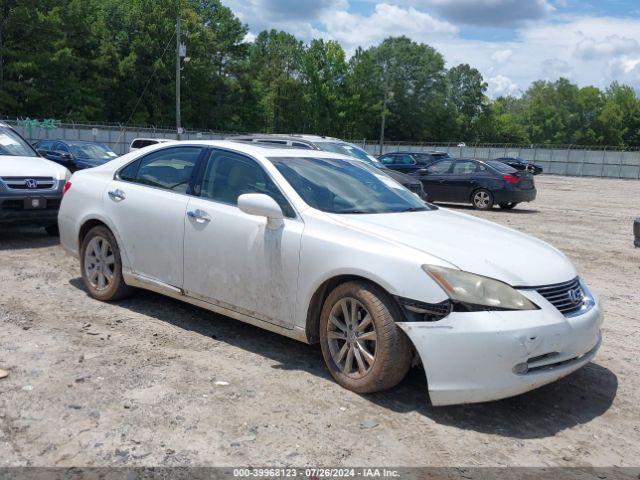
[335,209,369,214]
[398,207,427,212]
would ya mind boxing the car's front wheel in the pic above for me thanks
[319,281,412,394]
[80,226,133,301]
[472,189,494,210]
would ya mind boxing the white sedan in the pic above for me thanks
[58,141,602,406]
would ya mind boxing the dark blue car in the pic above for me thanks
[34,140,119,172]
[415,158,537,210]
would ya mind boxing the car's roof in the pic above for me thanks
[227,133,342,144]
[148,140,356,160]
[42,139,107,146]
[131,137,173,142]
[387,150,449,155]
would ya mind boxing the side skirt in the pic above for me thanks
[123,272,310,344]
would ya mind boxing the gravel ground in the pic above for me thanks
[0,175,639,468]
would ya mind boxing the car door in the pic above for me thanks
[182,148,303,329]
[103,145,204,287]
[446,160,480,202]
[45,142,74,170]
[420,159,454,201]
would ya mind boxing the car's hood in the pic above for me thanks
[0,155,69,180]
[380,167,421,186]
[75,156,111,166]
[329,208,577,287]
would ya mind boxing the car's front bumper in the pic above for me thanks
[397,292,603,406]
[0,188,63,227]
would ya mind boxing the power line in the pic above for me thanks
[118,30,177,142]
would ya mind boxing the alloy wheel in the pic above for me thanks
[326,297,377,379]
[474,190,491,208]
[84,235,116,291]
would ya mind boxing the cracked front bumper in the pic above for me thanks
[397,294,603,406]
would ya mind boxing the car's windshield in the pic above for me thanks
[269,156,430,214]
[69,143,118,160]
[315,142,385,168]
[487,160,518,173]
[0,127,38,157]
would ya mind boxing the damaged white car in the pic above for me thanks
[58,141,602,405]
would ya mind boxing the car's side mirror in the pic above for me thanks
[238,193,284,230]
[57,152,72,160]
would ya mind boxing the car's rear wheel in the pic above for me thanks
[472,189,494,210]
[319,281,412,394]
[80,226,133,301]
[499,202,519,210]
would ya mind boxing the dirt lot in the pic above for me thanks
[0,175,639,468]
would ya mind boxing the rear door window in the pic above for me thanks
[120,146,202,193]
[451,160,477,175]
[427,160,454,174]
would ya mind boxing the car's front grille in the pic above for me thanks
[1,176,57,190]
[535,277,584,315]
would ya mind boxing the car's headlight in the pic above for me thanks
[422,265,538,311]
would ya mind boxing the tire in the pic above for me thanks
[498,202,519,210]
[472,189,494,210]
[80,225,133,301]
[319,281,412,394]
[44,225,59,236]
[634,218,640,248]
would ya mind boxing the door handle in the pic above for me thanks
[108,189,126,201]
[187,209,211,223]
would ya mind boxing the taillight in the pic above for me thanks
[502,174,520,184]
[63,181,72,195]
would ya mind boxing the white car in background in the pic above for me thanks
[58,141,602,405]
[0,122,70,235]
[128,137,172,152]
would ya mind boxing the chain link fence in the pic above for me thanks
[3,119,639,179]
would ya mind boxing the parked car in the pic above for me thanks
[59,140,602,406]
[0,122,70,235]
[129,138,172,152]
[229,134,428,201]
[378,151,451,174]
[414,158,537,210]
[494,157,544,175]
[34,140,118,173]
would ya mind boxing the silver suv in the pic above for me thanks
[228,134,428,201]
[0,123,70,235]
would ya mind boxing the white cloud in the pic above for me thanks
[413,0,554,26]
[491,49,513,63]
[487,74,520,97]
[321,3,458,53]
[575,35,640,61]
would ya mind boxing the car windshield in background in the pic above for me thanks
[69,143,117,160]
[487,160,518,173]
[269,156,430,214]
[315,142,385,168]
[0,127,38,157]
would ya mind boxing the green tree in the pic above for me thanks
[446,63,487,138]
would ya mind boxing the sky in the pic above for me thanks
[220,0,640,97]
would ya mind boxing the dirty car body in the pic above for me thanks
[58,141,602,406]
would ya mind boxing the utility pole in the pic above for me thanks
[379,62,391,156]
[175,14,181,140]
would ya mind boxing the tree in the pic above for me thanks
[246,30,305,133]
[301,39,347,136]
[446,63,487,138]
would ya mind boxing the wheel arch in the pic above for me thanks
[304,273,402,344]
[77,216,131,271]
